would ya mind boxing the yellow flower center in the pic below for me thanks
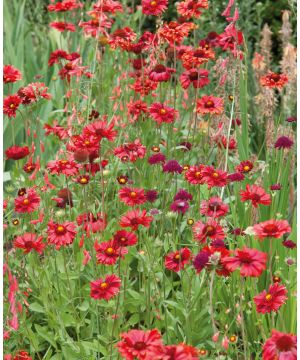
[120,237,126,242]
[130,191,137,198]
[23,199,30,205]
[212,172,219,178]
[199,349,207,355]
[243,165,250,171]
[174,254,180,260]
[187,219,194,225]
[56,225,65,233]
[10,104,15,108]
[100,282,108,289]
[265,294,272,301]
[195,171,202,178]
[160,108,167,115]
[150,1,157,5]
[80,177,88,184]
[230,335,237,342]
[106,247,114,255]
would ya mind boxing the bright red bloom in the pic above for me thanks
[202,166,228,188]
[196,95,224,115]
[76,212,106,234]
[142,0,168,16]
[260,72,288,89]
[113,230,138,247]
[120,209,153,231]
[117,329,163,360]
[50,21,76,32]
[130,77,158,96]
[223,247,267,277]
[94,240,128,265]
[185,165,205,184]
[253,219,291,240]
[109,27,136,50]
[254,283,288,314]
[90,274,121,301]
[79,14,112,37]
[3,95,22,118]
[177,0,208,18]
[17,83,51,104]
[93,0,123,14]
[179,68,210,89]
[13,233,45,254]
[14,188,40,213]
[47,220,77,249]
[148,64,176,82]
[161,343,200,360]
[159,21,195,45]
[114,139,146,162]
[218,24,244,54]
[84,120,117,142]
[181,47,215,69]
[127,99,148,122]
[240,184,272,208]
[200,197,229,218]
[149,103,178,125]
[263,330,297,360]
[3,65,22,83]
[165,248,191,272]
[119,187,146,206]
[44,122,70,140]
[13,351,32,360]
[48,49,70,66]
[193,246,230,276]
[5,145,29,160]
[47,0,83,12]
[193,219,225,244]
[58,59,88,81]
[236,160,253,173]
[47,159,80,176]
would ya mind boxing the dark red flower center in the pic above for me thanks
[134,341,147,350]
[194,49,205,58]
[209,202,221,211]
[189,71,199,80]
[205,100,214,108]
[153,64,166,73]
[205,225,215,236]
[270,74,281,82]
[276,335,295,352]
[263,224,278,235]
[55,225,66,235]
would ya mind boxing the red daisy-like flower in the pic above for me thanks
[202,166,228,188]
[13,351,32,360]
[253,219,291,240]
[84,120,117,142]
[50,21,76,32]
[236,160,253,173]
[142,0,168,16]
[165,248,191,272]
[5,145,29,160]
[200,197,229,218]
[127,99,148,122]
[76,212,106,234]
[148,64,176,82]
[13,233,45,254]
[223,247,267,277]
[90,274,121,301]
[47,159,80,176]
[117,329,163,360]
[263,330,297,360]
[181,47,215,69]
[47,220,77,249]
[130,77,158,96]
[94,240,128,265]
[3,94,22,118]
[260,72,288,89]
[109,27,136,50]
[185,165,205,184]
[158,21,195,45]
[196,95,224,115]
[149,103,178,125]
[14,188,40,214]
[113,230,138,247]
[179,68,210,89]
[193,219,225,244]
[17,83,51,105]
[120,209,153,231]
[79,15,112,37]
[119,187,146,206]
[240,184,272,208]
[254,283,288,314]
[161,343,200,360]
[47,0,83,12]
[3,65,22,83]
[177,0,208,19]
[114,139,146,162]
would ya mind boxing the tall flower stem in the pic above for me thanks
[240,276,248,359]
[209,270,217,334]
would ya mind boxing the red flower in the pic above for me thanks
[50,21,76,32]
[181,47,215,69]
[113,230,138,247]
[47,220,77,249]
[127,99,148,121]
[114,139,146,162]
[158,21,195,45]
[200,197,229,218]
[47,0,83,12]
[263,330,297,360]
[179,68,210,89]
[223,247,267,277]
[253,219,291,240]
[240,184,272,208]
[119,187,146,206]
[260,72,288,89]
[193,219,225,244]
[142,0,168,16]
[17,83,51,104]
[196,95,224,115]
[83,120,117,142]
[193,246,230,276]
[161,343,200,359]
[109,27,136,50]
[120,209,153,231]
[117,329,163,360]
[13,233,45,254]
[202,166,228,188]
[177,0,208,19]
[236,160,253,173]
[3,65,22,83]
[47,159,80,176]
[90,274,121,301]
[3,95,22,118]
[185,165,205,184]
[13,351,32,360]
[14,188,40,213]
[165,248,191,272]
[254,283,287,314]
[149,103,178,124]
[76,212,106,234]
[79,15,112,37]
[130,77,158,96]
[148,64,175,82]
[5,145,29,160]
[94,240,128,265]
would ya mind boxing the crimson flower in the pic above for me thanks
[84,120,117,142]
[119,187,146,206]
[114,139,146,162]
[94,240,128,265]
[202,166,228,188]
[13,233,45,254]
[165,248,191,272]
[149,103,178,124]
[47,159,80,176]
[196,95,224,115]
[120,209,153,230]
[5,145,29,160]
[180,68,210,89]
[142,0,168,16]
[148,64,175,82]
[47,221,77,249]
[113,230,138,247]
[14,188,40,214]
[240,184,272,208]
[3,65,22,83]
[4,95,22,118]
[263,330,296,360]
[177,0,209,19]
[254,283,287,314]
[193,219,225,243]
[260,72,288,89]
[185,165,205,184]
[200,197,229,218]
[253,219,291,240]
[90,274,121,301]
